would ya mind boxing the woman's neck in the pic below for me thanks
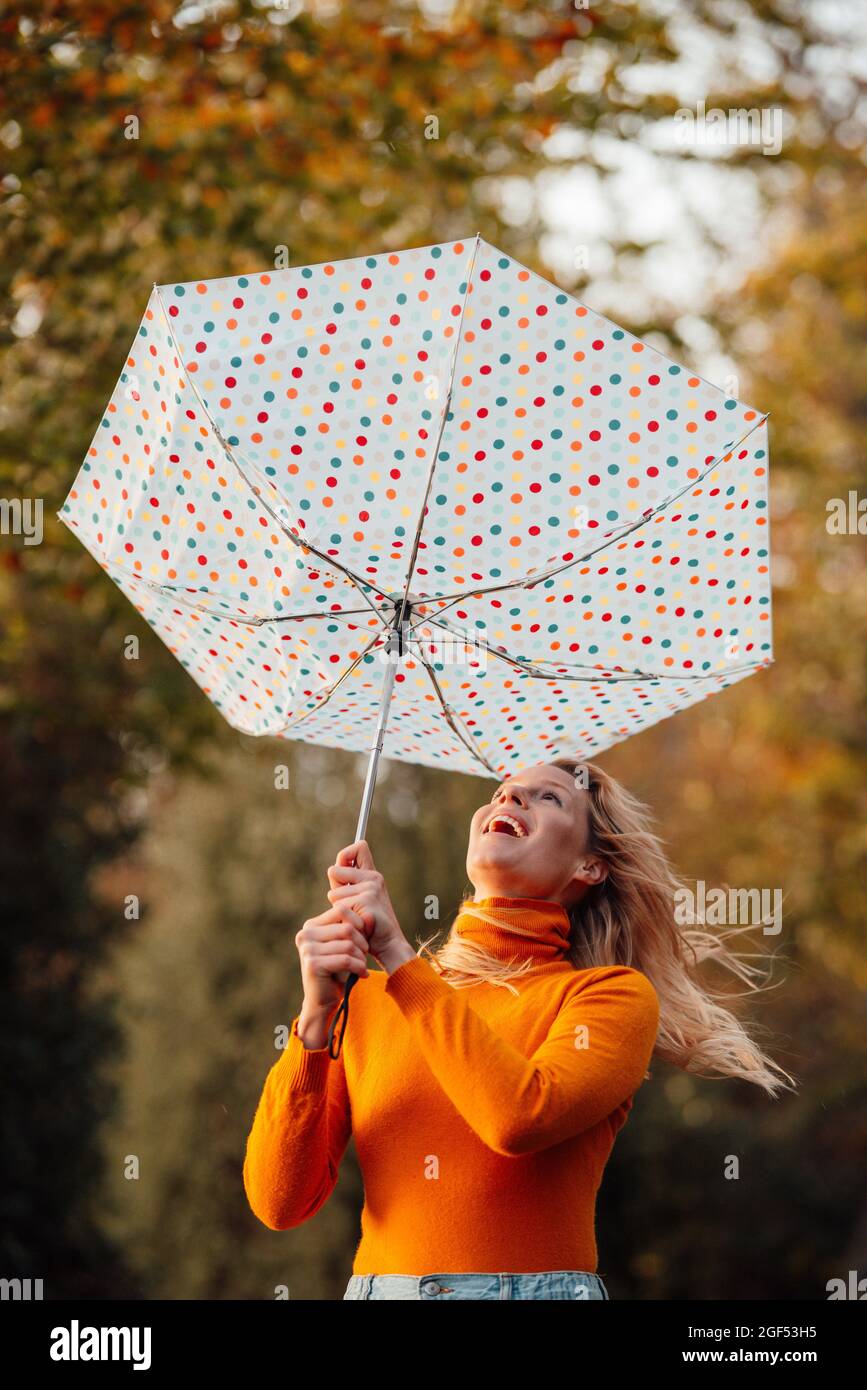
[454,895,572,966]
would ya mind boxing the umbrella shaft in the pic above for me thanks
[354,620,405,843]
[329,616,406,1059]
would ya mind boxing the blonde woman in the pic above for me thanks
[243,758,796,1301]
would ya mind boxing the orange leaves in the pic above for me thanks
[30,101,58,128]
[286,49,315,77]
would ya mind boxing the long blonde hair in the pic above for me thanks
[417,758,797,1098]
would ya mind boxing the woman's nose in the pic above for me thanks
[498,789,525,807]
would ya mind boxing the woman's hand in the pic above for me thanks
[326,840,414,972]
[295,903,371,1019]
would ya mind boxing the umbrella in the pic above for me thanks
[59,232,772,1055]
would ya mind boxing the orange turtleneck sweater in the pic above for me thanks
[242,897,660,1275]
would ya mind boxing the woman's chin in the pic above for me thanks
[470,839,529,873]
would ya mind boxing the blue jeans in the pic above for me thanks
[343,1270,609,1300]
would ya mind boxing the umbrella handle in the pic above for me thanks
[327,972,358,1059]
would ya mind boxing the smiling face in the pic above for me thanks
[466,762,607,907]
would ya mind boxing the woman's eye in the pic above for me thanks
[487,789,561,805]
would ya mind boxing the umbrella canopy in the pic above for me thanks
[59,233,772,783]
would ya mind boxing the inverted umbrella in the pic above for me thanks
[59,233,772,1054]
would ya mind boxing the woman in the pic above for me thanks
[242,757,796,1301]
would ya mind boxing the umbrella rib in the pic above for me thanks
[392,234,482,639]
[95,559,391,626]
[273,619,500,777]
[269,627,392,735]
[410,644,501,777]
[411,612,768,682]
[413,412,770,614]
[153,286,394,626]
[103,554,397,715]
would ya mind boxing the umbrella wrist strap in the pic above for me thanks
[327,974,357,1059]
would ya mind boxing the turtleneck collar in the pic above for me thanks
[454,896,572,967]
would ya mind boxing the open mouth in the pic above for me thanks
[483,814,529,838]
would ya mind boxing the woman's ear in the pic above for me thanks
[579,857,608,887]
[565,857,607,904]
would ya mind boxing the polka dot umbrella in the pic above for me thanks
[59,233,773,1054]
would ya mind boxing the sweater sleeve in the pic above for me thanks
[242,1016,352,1231]
[384,959,660,1157]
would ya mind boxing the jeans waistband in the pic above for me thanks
[344,1270,609,1300]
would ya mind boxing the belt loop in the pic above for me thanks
[499,1274,512,1300]
[364,1274,373,1298]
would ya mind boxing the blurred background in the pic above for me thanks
[1,0,865,1300]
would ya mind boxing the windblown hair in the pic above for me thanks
[416,758,797,1098]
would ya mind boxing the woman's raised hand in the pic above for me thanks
[295,903,371,1017]
[325,839,412,971]
[294,840,415,1046]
